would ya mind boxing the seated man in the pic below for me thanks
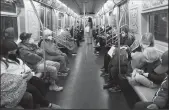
[133,51,168,110]
[18,32,63,92]
[40,29,70,74]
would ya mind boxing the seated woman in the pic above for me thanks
[129,47,167,88]
[18,32,63,92]
[1,40,34,109]
[0,40,61,109]
[127,32,155,74]
[40,29,70,75]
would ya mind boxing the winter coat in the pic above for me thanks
[18,42,43,70]
[153,76,168,109]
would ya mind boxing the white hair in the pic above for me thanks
[43,29,52,37]
[143,47,160,63]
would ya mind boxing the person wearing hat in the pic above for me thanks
[18,32,63,92]
[39,29,70,75]
[133,50,168,110]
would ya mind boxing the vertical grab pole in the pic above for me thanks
[29,0,46,73]
[116,6,121,77]
[83,3,86,37]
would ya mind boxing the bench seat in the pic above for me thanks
[126,77,159,102]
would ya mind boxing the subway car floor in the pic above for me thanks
[46,41,130,109]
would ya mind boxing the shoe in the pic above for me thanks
[100,67,105,71]
[109,86,121,92]
[96,51,99,54]
[58,72,68,77]
[100,72,105,77]
[103,83,114,89]
[49,103,62,109]
[66,68,70,71]
[49,85,63,92]
[100,72,108,77]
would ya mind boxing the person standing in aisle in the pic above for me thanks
[88,17,93,44]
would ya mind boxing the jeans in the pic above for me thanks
[46,56,67,72]
[36,60,60,80]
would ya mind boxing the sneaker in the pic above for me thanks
[49,85,63,92]
[58,72,68,77]
[49,103,61,109]
[109,86,121,92]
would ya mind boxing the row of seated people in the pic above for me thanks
[0,29,71,109]
[99,26,168,109]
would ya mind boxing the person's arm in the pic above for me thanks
[41,41,59,56]
[19,48,42,64]
[147,72,167,84]
[153,78,168,109]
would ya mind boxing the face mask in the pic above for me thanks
[141,44,149,49]
[47,36,53,40]
[8,53,17,60]
[29,38,34,43]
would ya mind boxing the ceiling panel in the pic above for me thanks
[60,0,107,15]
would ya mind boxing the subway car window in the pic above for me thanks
[149,12,168,43]
[46,8,52,30]
[1,16,18,41]
[1,0,16,13]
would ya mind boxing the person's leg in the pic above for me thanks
[133,101,153,110]
[36,61,63,91]
[26,83,50,107]
[61,53,69,65]
[135,74,158,88]
[29,76,48,97]
[104,54,111,73]
[52,55,68,72]
[103,67,118,89]
[19,92,34,109]
[26,83,61,109]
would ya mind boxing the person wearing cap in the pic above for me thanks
[40,29,70,74]
[18,32,63,92]
[133,50,168,110]
[129,47,167,88]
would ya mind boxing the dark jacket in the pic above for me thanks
[141,59,167,84]
[153,76,168,109]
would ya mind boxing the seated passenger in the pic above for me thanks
[133,51,168,110]
[101,26,135,77]
[129,48,167,88]
[1,40,34,109]
[0,40,61,109]
[18,32,63,92]
[40,29,70,74]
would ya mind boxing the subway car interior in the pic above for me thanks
[0,0,168,109]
